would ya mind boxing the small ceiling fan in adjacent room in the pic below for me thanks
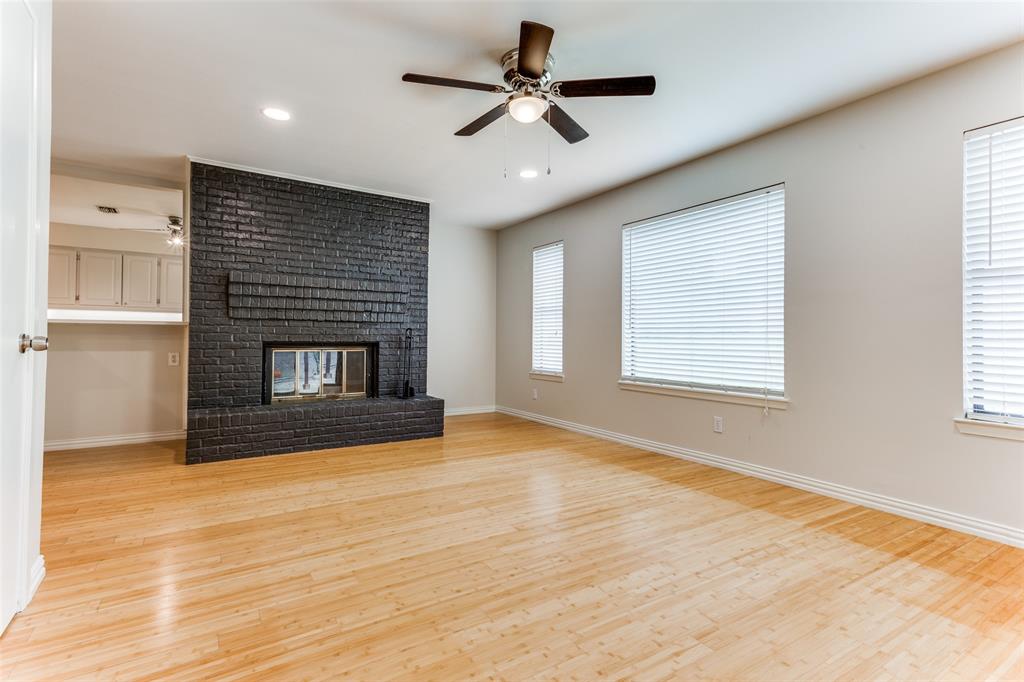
[97,205,185,246]
[402,20,656,144]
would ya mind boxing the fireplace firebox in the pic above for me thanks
[263,343,377,403]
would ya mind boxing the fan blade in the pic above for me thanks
[517,21,554,81]
[545,102,588,144]
[402,73,506,94]
[455,102,508,136]
[550,76,656,98]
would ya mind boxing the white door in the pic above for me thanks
[78,249,122,307]
[123,253,159,308]
[1,0,52,633]
[47,246,76,306]
[158,256,184,310]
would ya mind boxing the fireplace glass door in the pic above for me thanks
[272,347,367,401]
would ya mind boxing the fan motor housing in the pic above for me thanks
[500,48,554,91]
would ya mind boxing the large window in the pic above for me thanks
[963,118,1024,425]
[532,241,564,376]
[622,185,785,398]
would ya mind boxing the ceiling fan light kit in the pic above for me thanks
[508,94,548,124]
[402,20,656,145]
[166,216,185,248]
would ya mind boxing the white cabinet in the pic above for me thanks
[122,254,159,309]
[48,247,77,306]
[158,257,184,310]
[77,249,122,307]
[48,247,185,316]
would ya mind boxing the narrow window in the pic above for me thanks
[622,185,785,397]
[963,118,1024,424]
[532,241,564,377]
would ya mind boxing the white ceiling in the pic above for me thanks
[52,1,1022,230]
[50,175,183,232]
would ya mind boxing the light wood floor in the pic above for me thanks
[2,414,1022,680]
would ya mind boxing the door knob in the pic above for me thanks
[19,334,48,353]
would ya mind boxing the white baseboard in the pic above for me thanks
[496,406,1024,548]
[25,555,45,608]
[44,429,186,452]
[12,554,46,617]
[445,405,496,417]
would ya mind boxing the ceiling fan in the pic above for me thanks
[130,216,185,247]
[95,205,184,245]
[402,20,656,144]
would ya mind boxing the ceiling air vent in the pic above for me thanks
[96,205,119,214]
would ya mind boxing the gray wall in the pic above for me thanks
[44,324,185,446]
[428,223,497,412]
[496,44,1024,533]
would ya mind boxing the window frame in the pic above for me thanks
[531,240,565,379]
[620,184,786,405]
[961,116,1024,432]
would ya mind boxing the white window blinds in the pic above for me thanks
[532,241,564,375]
[963,118,1024,424]
[622,185,785,397]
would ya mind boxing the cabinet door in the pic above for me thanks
[48,247,77,306]
[122,253,159,309]
[78,250,122,307]
[158,257,183,311]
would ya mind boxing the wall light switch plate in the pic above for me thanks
[713,416,724,433]
[168,352,180,367]
[532,388,539,400]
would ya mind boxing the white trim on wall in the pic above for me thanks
[953,418,1024,442]
[496,406,1024,548]
[444,405,496,417]
[24,555,44,611]
[187,156,432,205]
[44,430,186,452]
[618,379,788,409]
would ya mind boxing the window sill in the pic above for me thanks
[953,418,1024,442]
[530,372,564,383]
[618,380,788,410]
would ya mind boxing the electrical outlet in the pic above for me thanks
[168,352,180,367]
[713,416,724,433]
[532,388,539,400]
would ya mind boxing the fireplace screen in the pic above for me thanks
[271,347,368,401]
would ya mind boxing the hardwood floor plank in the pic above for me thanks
[1,413,1020,680]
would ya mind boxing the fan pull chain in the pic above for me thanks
[546,102,552,176]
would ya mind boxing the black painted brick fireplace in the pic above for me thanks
[185,162,443,464]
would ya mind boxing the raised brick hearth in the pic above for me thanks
[186,396,443,463]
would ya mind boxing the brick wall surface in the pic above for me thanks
[186,162,442,463]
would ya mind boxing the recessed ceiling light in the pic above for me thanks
[519,169,538,179]
[261,107,291,121]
